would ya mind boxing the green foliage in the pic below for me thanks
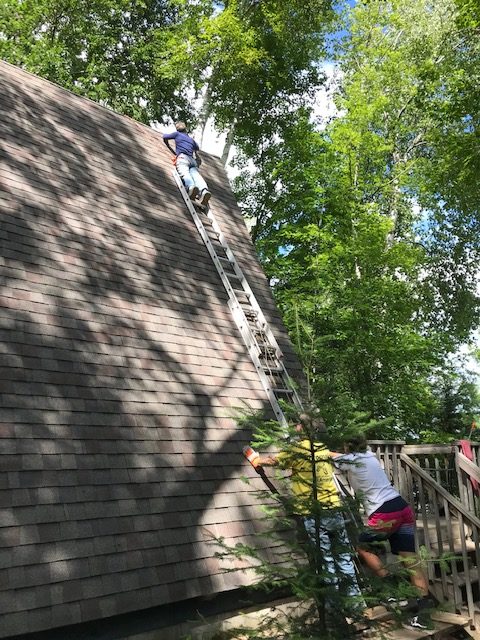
[192,0,335,151]
[418,367,480,442]
[1,1,478,441]
[204,408,425,638]
[0,0,335,145]
[0,0,203,123]
[234,0,480,438]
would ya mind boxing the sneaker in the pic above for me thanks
[405,613,434,631]
[383,596,409,608]
[188,186,199,199]
[199,190,211,206]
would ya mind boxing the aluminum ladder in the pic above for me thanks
[172,169,302,426]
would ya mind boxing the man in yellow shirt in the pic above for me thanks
[275,436,340,513]
[255,415,361,599]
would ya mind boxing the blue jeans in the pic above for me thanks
[176,154,208,192]
[303,513,361,598]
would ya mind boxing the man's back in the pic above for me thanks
[277,439,340,511]
[336,451,398,515]
[163,130,198,157]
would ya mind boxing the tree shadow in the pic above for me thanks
[0,65,290,636]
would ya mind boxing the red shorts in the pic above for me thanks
[360,497,416,554]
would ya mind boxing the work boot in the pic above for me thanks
[188,186,199,199]
[199,190,211,207]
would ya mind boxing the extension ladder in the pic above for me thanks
[172,170,302,426]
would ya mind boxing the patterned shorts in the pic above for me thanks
[359,496,416,554]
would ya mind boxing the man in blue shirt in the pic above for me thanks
[163,122,211,207]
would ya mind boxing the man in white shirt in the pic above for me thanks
[333,434,433,630]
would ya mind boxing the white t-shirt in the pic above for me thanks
[335,451,399,516]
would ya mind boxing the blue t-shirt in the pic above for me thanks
[163,131,199,157]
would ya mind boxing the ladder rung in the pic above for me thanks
[259,352,278,362]
[210,243,228,255]
[273,388,294,395]
[233,289,250,298]
[224,272,242,280]
[264,367,284,374]
[259,343,276,352]
[260,353,278,362]
[218,256,232,264]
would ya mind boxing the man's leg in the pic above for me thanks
[302,516,352,633]
[176,155,194,189]
[389,521,429,596]
[356,545,388,577]
[305,515,362,600]
[397,552,434,630]
[189,164,211,205]
[398,552,429,595]
[327,513,363,597]
[303,515,336,583]
[189,165,208,193]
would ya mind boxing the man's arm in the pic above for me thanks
[195,149,203,167]
[163,132,176,156]
[256,455,278,467]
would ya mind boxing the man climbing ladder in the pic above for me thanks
[163,122,212,207]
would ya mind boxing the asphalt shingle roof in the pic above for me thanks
[0,61,303,637]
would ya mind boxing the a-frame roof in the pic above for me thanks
[0,61,303,637]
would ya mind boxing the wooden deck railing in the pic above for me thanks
[365,440,480,627]
[399,452,480,626]
[368,440,480,507]
[367,440,405,487]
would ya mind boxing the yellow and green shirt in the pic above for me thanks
[276,439,340,514]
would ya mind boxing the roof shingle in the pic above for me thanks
[0,60,303,637]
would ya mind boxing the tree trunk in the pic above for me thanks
[197,84,212,148]
[221,126,235,165]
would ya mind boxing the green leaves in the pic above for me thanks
[0,0,198,123]
[233,0,479,437]
[0,0,335,148]
[2,0,477,437]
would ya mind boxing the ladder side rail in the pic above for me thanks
[227,298,288,426]
[173,171,273,364]
[173,170,246,304]
[238,310,302,409]
[173,170,263,344]
[270,360,303,409]
[172,169,291,425]
[205,208,284,360]
[202,200,303,410]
